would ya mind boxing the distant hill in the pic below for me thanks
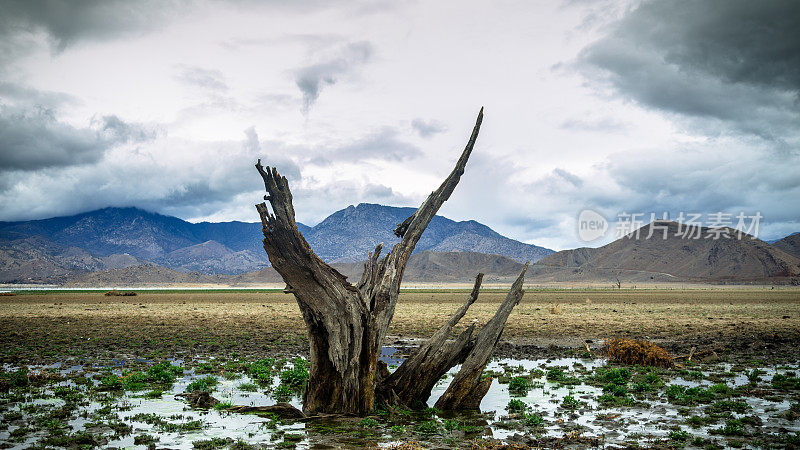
[67,251,526,286]
[0,233,142,284]
[530,221,800,283]
[0,205,552,277]
[774,233,800,259]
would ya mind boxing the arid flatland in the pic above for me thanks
[2,287,800,365]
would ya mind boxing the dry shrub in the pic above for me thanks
[548,303,562,314]
[105,290,137,297]
[28,371,64,385]
[603,337,673,367]
[388,441,427,450]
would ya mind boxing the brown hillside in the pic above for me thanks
[531,221,800,283]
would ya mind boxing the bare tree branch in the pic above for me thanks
[384,273,484,406]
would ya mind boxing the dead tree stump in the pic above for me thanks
[255,108,528,415]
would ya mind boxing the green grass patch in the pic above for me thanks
[546,367,581,385]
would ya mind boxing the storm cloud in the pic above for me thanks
[0,0,177,51]
[0,105,153,171]
[578,0,800,141]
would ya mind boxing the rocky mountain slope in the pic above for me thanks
[67,251,526,286]
[774,233,800,259]
[67,263,225,286]
[304,203,552,263]
[531,221,800,283]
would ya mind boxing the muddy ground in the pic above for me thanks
[2,288,800,366]
[2,288,800,449]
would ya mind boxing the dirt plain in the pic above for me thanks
[2,287,800,365]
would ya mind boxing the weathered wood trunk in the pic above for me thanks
[434,264,527,410]
[255,108,528,415]
[380,274,483,407]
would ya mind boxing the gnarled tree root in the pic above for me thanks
[175,391,219,409]
[227,402,307,419]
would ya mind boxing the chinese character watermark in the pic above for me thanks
[576,210,763,242]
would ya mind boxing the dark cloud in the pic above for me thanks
[0,82,76,109]
[410,118,446,138]
[176,66,229,91]
[578,0,800,141]
[0,126,303,222]
[0,105,104,171]
[551,139,800,240]
[125,137,301,220]
[295,41,373,112]
[0,101,157,172]
[0,0,176,52]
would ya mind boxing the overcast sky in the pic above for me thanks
[0,0,798,250]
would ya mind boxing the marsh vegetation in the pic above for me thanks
[2,288,800,448]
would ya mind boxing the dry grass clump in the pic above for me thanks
[603,337,673,367]
[104,290,137,297]
[548,303,562,314]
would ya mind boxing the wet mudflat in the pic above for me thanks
[2,352,800,449]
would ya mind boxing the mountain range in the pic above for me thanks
[65,221,800,286]
[2,207,798,286]
[0,205,553,283]
[67,251,528,286]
